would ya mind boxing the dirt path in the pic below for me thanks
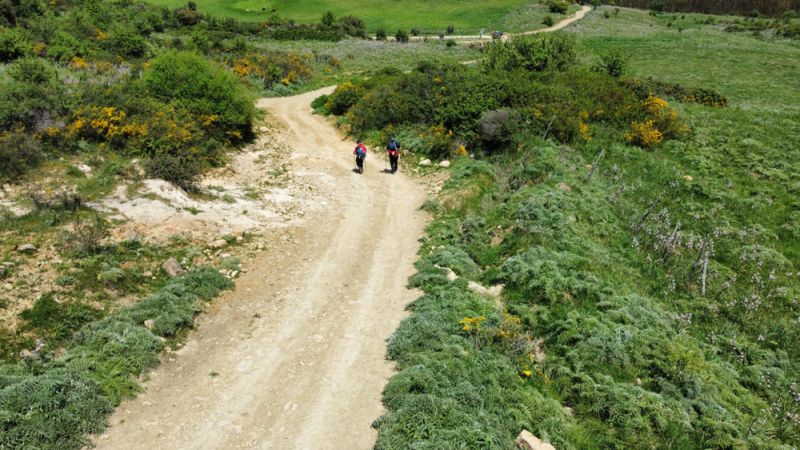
[408,4,591,43]
[94,87,429,450]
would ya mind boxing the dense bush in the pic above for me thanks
[325,81,364,115]
[395,29,409,43]
[0,130,42,182]
[102,26,148,58]
[623,76,728,107]
[485,32,577,72]
[339,15,366,37]
[592,50,627,77]
[548,0,569,14]
[142,50,254,141]
[0,59,64,132]
[0,26,30,62]
[144,153,202,191]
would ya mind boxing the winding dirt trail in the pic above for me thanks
[95,88,428,450]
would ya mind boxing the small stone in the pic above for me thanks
[17,244,37,255]
[418,159,432,166]
[515,430,556,450]
[230,271,239,278]
[143,271,153,278]
[144,319,156,331]
[0,267,5,278]
[220,253,231,259]
[438,160,451,168]
[162,258,184,277]
[19,349,36,359]
[209,239,228,249]
[76,163,93,176]
[557,182,572,192]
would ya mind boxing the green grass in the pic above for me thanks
[361,5,800,449]
[144,0,539,33]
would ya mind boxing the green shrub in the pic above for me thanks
[142,50,254,141]
[0,372,112,450]
[395,29,409,43]
[543,15,555,26]
[19,294,102,347]
[144,153,202,191]
[0,26,29,62]
[479,108,523,150]
[375,27,387,40]
[102,26,148,58]
[485,32,577,72]
[320,10,335,27]
[45,30,88,62]
[446,39,456,47]
[325,81,364,115]
[593,50,628,77]
[339,15,366,37]
[548,0,569,14]
[174,7,202,26]
[0,130,42,182]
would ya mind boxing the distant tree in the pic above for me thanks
[321,10,335,27]
[395,29,409,43]
[375,27,387,40]
[187,1,197,11]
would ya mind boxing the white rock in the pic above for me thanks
[209,239,228,249]
[17,244,37,254]
[438,160,451,168]
[76,163,93,176]
[419,159,432,166]
[144,319,155,331]
[515,430,556,450]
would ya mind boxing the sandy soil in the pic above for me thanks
[94,87,429,450]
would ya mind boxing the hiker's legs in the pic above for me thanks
[390,155,398,173]
[356,156,364,173]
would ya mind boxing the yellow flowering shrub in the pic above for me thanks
[460,316,486,333]
[625,119,663,148]
[70,56,89,70]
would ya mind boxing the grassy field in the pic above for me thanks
[143,0,542,33]
[317,5,800,448]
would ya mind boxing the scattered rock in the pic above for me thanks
[683,175,694,182]
[515,430,556,450]
[19,349,36,359]
[144,319,155,331]
[17,244,37,255]
[76,163,93,176]
[557,182,572,192]
[0,267,5,278]
[143,271,153,278]
[209,239,228,249]
[162,258,184,277]
[438,160,451,168]
[419,159,432,166]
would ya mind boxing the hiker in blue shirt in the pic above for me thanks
[386,137,400,174]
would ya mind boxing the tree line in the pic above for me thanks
[609,0,800,16]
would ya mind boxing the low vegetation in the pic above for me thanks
[324,11,800,449]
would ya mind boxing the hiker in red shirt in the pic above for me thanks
[386,137,400,174]
[354,140,367,174]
